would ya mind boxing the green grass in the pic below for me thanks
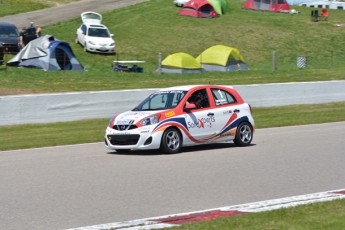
[164,198,345,230]
[0,0,48,17]
[1,101,344,151]
[1,1,345,229]
[2,0,345,95]
[0,0,80,17]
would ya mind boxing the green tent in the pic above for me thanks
[196,45,248,71]
[220,0,230,13]
[207,0,230,15]
[157,52,204,74]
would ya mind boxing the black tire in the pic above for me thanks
[233,122,253,147]
[115,149,131,153]
[160,128,182,154]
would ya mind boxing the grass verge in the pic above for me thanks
[165,198,345,230]
[1,101,344,151]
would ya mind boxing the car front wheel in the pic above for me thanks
[233,122,253,147]
[160,128,182,154]
[83,43,87,52]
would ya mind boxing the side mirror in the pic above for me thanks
[110,34,114,37]
[184,103,196,110]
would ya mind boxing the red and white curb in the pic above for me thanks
[67,188,345,230]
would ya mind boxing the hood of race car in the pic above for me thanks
[114,110,164,124]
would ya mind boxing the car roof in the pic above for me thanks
[156,85,234,92]
[87,24,107,28]
[0,22,17,27]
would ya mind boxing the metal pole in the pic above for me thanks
[158,52,162,74]
[63,52,66,72]
[272,51,276,70]
[4,48,7,74]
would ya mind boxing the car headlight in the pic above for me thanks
[110,43,115,46]
[140,114,161,126]
[88,41,96,45]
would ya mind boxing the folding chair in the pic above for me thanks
[311,10,320,22]
[321,9,329,21]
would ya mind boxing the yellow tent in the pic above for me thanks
[162,52,202,69]
[196,45,248,71]
[157,52,204,74]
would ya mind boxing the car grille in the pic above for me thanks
[107,134,140,146]
[96,48,110,52]
[1,43,19,54]
[112,124,137,131]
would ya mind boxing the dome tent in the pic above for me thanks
[196,45,248,71]
[178,0,219,18]
[242,0,290,12]
[7,35,84,71]
[156,52,204,74]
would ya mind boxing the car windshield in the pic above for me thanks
[0,27,19,37]
[87,28,110,37]
[133,90,188,111]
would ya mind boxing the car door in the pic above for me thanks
[183,88,218,143]
[210,87,243,141]
[78,24,87,45]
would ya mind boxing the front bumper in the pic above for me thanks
[86,44,115,53]
[104,126,163,151]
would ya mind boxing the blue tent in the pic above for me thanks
[8,35,84,71]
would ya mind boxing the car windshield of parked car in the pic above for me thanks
[133,90,188,111]
[0,27,19,37]
[87,28,110,37]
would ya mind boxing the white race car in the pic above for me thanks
[105,85,255,154]
[76,12,115,53]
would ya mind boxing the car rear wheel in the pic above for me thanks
[160,128,182,154]
[233,122,253,147]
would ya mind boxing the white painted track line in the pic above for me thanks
[67,188,345,230]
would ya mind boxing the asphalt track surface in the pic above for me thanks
[0,0,148,29]
[1,122,345,230]
[1,2,345,229]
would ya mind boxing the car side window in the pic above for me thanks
[186,89,210,109]
[211,88,237,106]
[81,25,87,34]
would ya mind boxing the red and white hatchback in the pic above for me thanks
[105,85,255,154]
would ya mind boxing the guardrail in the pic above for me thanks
[1,81,345,126]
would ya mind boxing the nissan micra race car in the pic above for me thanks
[105,85,255,154]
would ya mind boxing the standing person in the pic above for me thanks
[36,25,42,38]
[26,22,36,36]
[27,22,35,30]
[18,27,27,49]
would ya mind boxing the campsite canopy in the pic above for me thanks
[156,52,204,74]
[242,0,290,12]
[178,0,219,18]
[196,45,248,71]
[7,35,84,71]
